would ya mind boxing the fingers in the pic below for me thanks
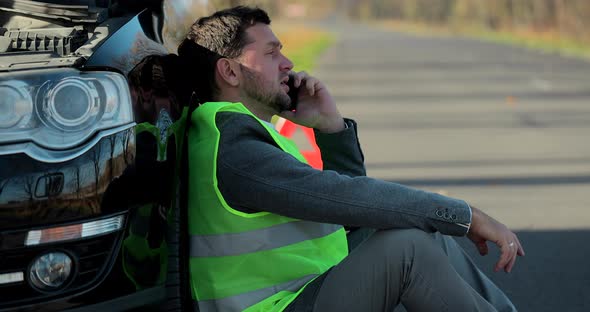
[469,234,489,256]
[278,110,295,120]
[494,240,514,273]
[507,235,525,272]
[476,241,489,256]
[496,235,524,273]
[290,71,320,96]
[468,208,525,273]
[305,78,320,96]
[504,241,518,273]
[506,244,517,273]
[291,70,307,88]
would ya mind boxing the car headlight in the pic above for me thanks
[0,68,133,149]
[0,81,33,129]
[41,78,100,130]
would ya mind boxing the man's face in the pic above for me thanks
[236,23,294,112]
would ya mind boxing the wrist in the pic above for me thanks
[468,206,481,233]
[316,117,346,133]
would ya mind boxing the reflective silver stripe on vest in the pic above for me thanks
[196,274,317,312]
[191,221,342,257]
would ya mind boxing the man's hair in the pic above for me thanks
[178,6,271,102]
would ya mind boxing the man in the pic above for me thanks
[178,6,524,312]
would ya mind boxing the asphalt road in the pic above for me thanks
[310,19,590,311]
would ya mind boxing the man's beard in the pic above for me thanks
[240,65,291,112]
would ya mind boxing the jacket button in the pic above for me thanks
[436,210,443,218]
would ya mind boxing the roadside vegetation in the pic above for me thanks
[374,19,590,60]
[162,0,335,72]
[347,0,590,60]
[275,25,335,72]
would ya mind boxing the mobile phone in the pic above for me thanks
[286,75,299,110]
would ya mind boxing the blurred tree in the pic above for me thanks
[345,0,590,44]
[162,0,340,53]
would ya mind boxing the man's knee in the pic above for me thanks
[371,228,443,261]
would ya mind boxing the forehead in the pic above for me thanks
[244,23,280,49]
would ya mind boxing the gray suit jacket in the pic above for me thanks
[214,112,471,236]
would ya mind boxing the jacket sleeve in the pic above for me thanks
[313,119,366,177]
[215,113,472,236]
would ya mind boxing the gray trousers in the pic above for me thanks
[311,229,517,312]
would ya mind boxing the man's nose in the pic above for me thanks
[280,53,294,72]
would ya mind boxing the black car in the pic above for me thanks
[0,1,194,310]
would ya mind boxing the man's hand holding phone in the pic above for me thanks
[279,71,345,133]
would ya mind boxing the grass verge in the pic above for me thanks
[275,24,336,72]
[472,27,590,60]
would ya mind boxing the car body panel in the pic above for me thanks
[0,1,186,310]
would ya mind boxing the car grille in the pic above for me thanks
[0,232,122,308]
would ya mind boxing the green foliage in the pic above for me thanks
[349,0,590,44]
[287,33,335,72]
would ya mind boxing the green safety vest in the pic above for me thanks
[188,102,348,311]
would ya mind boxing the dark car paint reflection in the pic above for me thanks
[86,11,168,76]
[0,130,134,230]
[0,6,189,310]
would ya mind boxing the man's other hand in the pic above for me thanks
[467,207,525,273]
[279,71,345,133]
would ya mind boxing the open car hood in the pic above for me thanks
[0,0,163,24]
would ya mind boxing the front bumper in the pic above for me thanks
[0,130,169,311]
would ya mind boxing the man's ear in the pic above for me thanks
[216,58,240,87]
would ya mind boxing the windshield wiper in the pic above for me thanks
[0,0,106,23]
